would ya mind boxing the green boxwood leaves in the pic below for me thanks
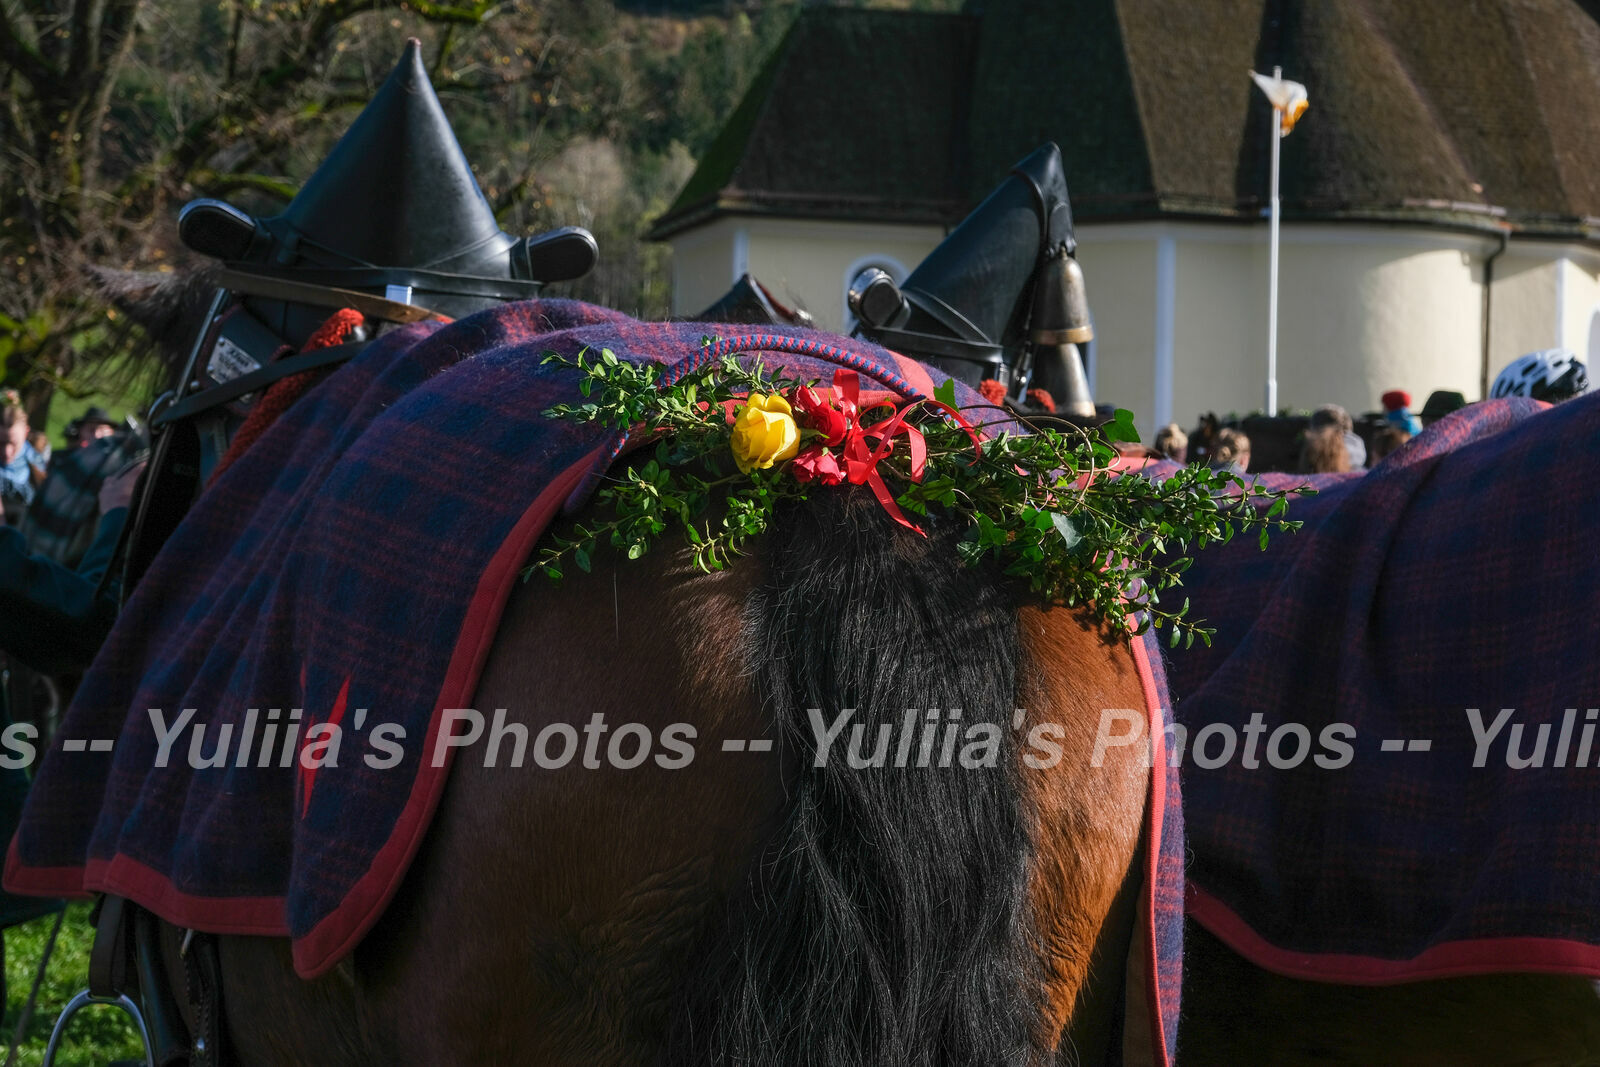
[528,346,1306,645]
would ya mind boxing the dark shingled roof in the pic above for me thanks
[651,0,1600,243]
[650,9,977,238]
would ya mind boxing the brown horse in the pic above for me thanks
[64,272,1157,1066]
[132,492,1151,1066]
[1166,392,1600,1066]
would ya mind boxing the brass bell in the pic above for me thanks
[1030,249,1094,346]
[1027,248,1095,417]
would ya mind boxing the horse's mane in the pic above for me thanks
[91,266,222,387]
[669,490,1041,1066]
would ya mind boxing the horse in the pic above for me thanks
[13,268,1167,1067]
[10,40,1175,1061]
[171,500,1151,1066]
[1155,393,1600,1064]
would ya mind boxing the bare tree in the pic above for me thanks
[1,0,143,418]
[0,0,793,423]
[0,0,498,423]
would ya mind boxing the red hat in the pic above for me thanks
[1381,389,1411,411]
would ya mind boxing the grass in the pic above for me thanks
[2,902,142,1067]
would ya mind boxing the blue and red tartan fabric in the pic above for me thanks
[3,299,1184,1058]
[1158,393,1600,982]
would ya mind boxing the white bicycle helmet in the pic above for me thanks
[1490,348,1589,402]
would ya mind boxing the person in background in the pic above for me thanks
[1153,423,1188,463]
[70,406,118,446]
[1489,348,1589,403]
[1308,403,1366,469]
[27,431,51,468]
[1,391,46,516]
[1370,425,1411,464]
[0,460,144,674]
[1380,390,1423,435]
[24,412,143,568]
[1419,390,1466,428]
[1208,427,1251,475]
[1300,425,1352,473]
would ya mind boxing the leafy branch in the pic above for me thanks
[529,345,1308,646]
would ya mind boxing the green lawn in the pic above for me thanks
[3,903,141,1067]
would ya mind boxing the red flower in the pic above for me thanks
[792,383,852,446]
[792,445,845,485]
[979,379,1008,406]
[1027,388,1057,413]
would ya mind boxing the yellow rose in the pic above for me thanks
[730,393,801,473]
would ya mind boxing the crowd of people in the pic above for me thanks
[1148,347,1588,475]
[0,392,147,679]
[2,393,126,526]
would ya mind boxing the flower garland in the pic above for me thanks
[533,340,1305,647]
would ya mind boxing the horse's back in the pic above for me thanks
[199,494,1155,1066]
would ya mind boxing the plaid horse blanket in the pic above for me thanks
[4,299,1182,1062]
[1160,393,1600,982]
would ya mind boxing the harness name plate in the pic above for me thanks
[207,334,262,384]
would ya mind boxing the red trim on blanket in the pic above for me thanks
[3,839,285,930]
[290,447,606,978]
[1186,885,1600,984]
[2,447,608,970]
[4,839,91,899]
[1129,637,1173,1067]
[92,855,283,931]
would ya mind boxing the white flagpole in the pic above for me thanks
[1266,65,1282,416]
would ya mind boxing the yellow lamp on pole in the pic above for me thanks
[1250,67,1308,416]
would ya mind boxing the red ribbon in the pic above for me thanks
[844,400,928,534]
[823,369,985,536]
[699,367,988,537]
[922,397,984,461]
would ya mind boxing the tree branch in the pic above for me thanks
[79,0,142,199]
[164,0,499,191]
[0,3,58,89]
[188,170,299,202]
[225,0,242,83]
[67,0,99,88]
[409,1,499,27]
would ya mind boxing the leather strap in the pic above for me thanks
[216,268,444,324]
[152,341,367,428]
[134,906,194,1066]
[88,895,133,999]
[115,419,201,604]
[862,326,1006,367]
[182,931,226,1067]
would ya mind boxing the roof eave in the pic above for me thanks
[647,191,963,242]
[1074,193,1538,238]
[652,192,1600,248]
